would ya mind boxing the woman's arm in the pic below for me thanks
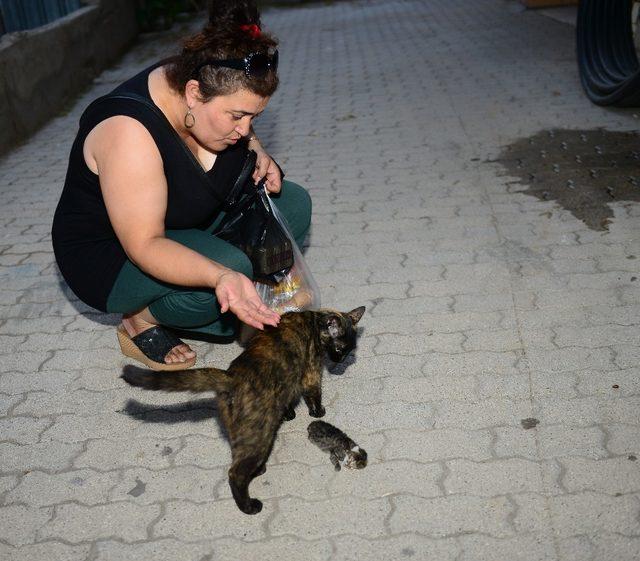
[85,116,279,329]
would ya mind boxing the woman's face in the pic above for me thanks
[188,85,270,151]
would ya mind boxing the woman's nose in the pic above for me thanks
[236,119,251,137]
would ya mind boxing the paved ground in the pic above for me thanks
[1,1,639,559]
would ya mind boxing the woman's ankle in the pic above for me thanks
[121,313,157,337]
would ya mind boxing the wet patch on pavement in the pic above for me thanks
[521,417,540,429]
[127,477,147,497]
[491,128,640,231]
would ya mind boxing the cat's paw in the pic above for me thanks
[242,499,263,515]
[283,408,296,421]
[309,405,326,418]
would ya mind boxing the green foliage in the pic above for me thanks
[136,0,206,32]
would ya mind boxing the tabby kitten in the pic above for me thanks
[307,420,368,470]
[121,306,365,515]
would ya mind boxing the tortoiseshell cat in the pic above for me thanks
[122,306,365,515]
[308,420,367,471]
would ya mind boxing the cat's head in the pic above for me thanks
[345,446,368,470]
[318,306,365,363]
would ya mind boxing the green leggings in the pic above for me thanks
[106,180,312,337]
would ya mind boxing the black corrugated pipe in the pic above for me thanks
[577,0,640,106]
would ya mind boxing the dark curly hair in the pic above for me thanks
[165,0,279,101]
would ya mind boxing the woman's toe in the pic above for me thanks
[176,344,196,359]
[165,345,195,364]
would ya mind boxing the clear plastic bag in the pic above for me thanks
[254,194,321,313]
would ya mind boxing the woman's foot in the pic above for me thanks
[121,313,196,365]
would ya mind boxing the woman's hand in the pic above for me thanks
[215,270,280,330]
[251,142,282,194]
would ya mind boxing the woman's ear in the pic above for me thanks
[184,79,203,107]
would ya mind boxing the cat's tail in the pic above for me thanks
[121,365,232,394]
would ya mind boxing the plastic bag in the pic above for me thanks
[254,194,321,314]
[214,181,294,279]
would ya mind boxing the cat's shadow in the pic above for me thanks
[121,397,231,442]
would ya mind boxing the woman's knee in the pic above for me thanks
[149,289,220,328]
[165,229,253,277]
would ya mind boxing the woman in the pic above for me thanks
[51,1,311,371]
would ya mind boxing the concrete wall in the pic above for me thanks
[0,0,138,157]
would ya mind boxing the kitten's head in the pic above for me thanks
[345,446,368,470]
[318,306,365,364]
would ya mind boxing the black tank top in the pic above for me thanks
[52,61,249,311]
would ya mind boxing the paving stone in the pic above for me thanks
[560,457,640,495]
[575,368,640,397]
[92,539,212,561]
[328,459,442,500]
[39,502,159,543]
[457,534,556,561]
[462,329,523,353]
[371,296,453,317]
[444,459,543,496]
[270,496,389,539]
[537,397,640,426]
[586,535,640,561]
[422,350,525,377]
[111,466,224,504]
[0,416,51,445]
[0,370,79,395]
[556,535,594,561]
[0,441,82,472]
[0,542,91,561]
[154,499,266,541]
[390,495,513,538]
[0,475,18,498]
[332,401,434,431]
[74,437,182,470]
[605,424,640,456]
[529,371,579,399]
[536,425,608,459]
[375,332,465,356]
[332,534,458,561]
[493,426,539,459]
[432,399,532,430]
[213,537,332,561]
[5,469,119,507]
[549,492,640,537]
[0,504,53,546]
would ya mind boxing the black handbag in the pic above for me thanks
[213,151,294,279]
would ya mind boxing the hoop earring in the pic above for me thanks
[184,107,195,129]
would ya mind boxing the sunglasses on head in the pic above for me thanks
[193,50,279,79]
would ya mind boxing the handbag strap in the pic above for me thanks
[223,150,258,210]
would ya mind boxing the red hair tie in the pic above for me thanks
[240,24,261,39]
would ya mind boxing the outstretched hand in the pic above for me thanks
[215,271,280,330]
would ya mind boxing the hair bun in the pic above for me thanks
[207,0,261,31]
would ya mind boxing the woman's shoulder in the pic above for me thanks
[84,115,161,176]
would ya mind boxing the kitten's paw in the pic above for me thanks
[242,499,263,515]
[309,405,326,418]
[334,464,342,471]
[283,408,296,421]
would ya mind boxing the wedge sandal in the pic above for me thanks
[117,324,196,371]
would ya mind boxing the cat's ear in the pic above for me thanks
[325,315,341,338]
[347,306,366,325]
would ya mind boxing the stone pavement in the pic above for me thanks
[1,0,639,559]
